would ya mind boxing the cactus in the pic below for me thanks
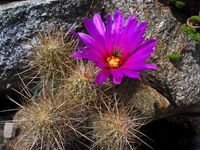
[91,102,149,150]
[9,14,153,149]
[13,85,85,150]
[30,29,77,82]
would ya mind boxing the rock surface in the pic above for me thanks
[0,0,99,94]
[103,0,200,110]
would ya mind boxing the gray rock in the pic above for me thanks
[3,123,17,139]
[103,0,200,109]
[0,0,100,94]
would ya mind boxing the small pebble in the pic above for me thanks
[3,123,17,139]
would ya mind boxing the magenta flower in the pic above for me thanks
[72,10,157,84]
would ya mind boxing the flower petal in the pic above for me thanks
[111,69,123,84]
[84,18,104,41]
[132,39,157,59]
[78,33,94,47]
[125,22,148,54]
[93,13,106,36]
[125,16,137,26]
[145,64,157,70]
[113,10,124,34]
[122,60,156,71]
[106,14,113,33]
[72,52,91,59]
[78,33,107,56]
[119,17,138,55]
[122,70,141,79]
[82,20,108,56]
[72,51,103,63]
[123,39,157,68]
[113,10,124,44]
[105,14,115,53]
[76,46,104,62]
[95,62,107,68]
[95,69,111,84]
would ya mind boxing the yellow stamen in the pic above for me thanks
[107,56,121,68]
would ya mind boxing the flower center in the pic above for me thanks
[106,50,123,68]
[107,56,121,68]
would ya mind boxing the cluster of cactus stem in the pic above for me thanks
[11,28,148,150]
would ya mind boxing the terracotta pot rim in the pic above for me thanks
[187,18,200,29]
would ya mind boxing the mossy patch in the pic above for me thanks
[167,53,181,61]
[182,23,200,42]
